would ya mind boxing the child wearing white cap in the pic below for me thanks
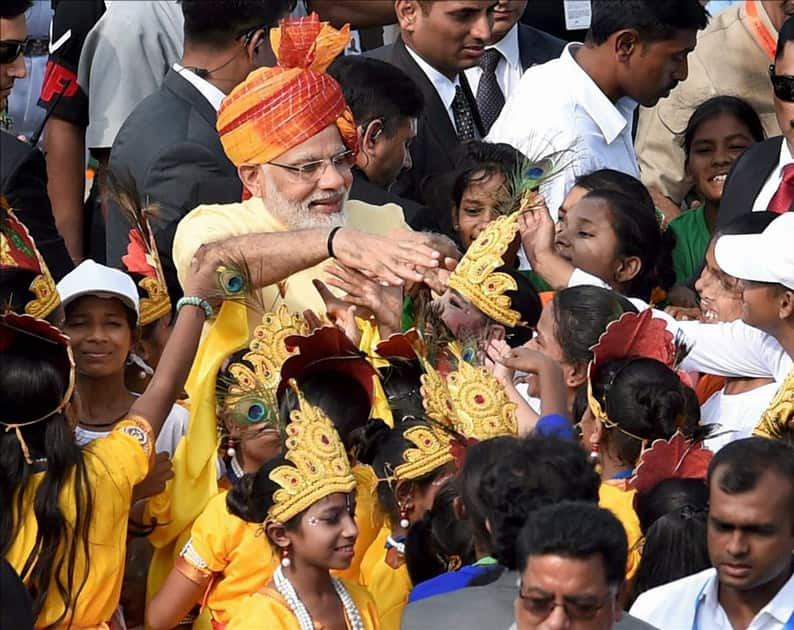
[673,214,794,438]
[57,260,189,458]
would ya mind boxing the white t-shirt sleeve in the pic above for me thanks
[677,320,792,381]
[154,403,189,457]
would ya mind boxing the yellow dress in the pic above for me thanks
[177,490,278,626]
[5,417,153,629]
[334,465,384,584]
[226,579,380,630]
[359,526,411,630]
[599,482,642,580]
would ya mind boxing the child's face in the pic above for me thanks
[555,198,622,288]
[290,492,358,570]
[686,113,755,204]
[455,172,507,248]
[435,288,489,337]
[694,240,743,323]
[62,296,134,379]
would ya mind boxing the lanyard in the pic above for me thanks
[692,577,794,630]
[745,0,777,61]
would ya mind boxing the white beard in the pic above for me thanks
[262,171,348,230]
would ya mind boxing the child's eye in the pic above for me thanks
[577,231,593,238]
[464,207,483,216]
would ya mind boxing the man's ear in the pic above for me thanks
[613,29,640,62]
[362,119,385,152]
[396,0,420,32]
[614,256,642,284]
[238,163,263,198]
[249,29,276,68]
[453,495,468,521]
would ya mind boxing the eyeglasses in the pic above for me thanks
[518,584,614,621]
[0,39,27,65]
[269,149,357,183]
[770,64,794,102]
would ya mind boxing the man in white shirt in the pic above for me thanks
[105,0,294,301]
[464,0,564,134]
[630,437,794,630]
[718,16,794,227]
[488,0,708,219]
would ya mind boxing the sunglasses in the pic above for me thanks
[518,584,613,621]
[770,64,794,102]
[0,39,27,65]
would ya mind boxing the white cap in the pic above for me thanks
[57,259,140,322]
[715,213,794,290]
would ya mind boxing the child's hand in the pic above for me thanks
[132,452,174,503]
[485,338,515,387]
[517,195,556,261]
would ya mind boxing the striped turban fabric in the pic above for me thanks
[217,13,358,167]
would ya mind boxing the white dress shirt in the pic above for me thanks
[753,139,794,211]
[630,567,794,630]
[487,43,639,220]
[464,23,523,101]
[404,44,461,131]
[172,62,226,112]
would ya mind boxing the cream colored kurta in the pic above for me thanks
[172,197,408,331]
[635,1,780,205]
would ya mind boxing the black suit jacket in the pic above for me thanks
[1,131,73,281]
[106,69,242,301]
[516,23,566,70]
[719,136,792,228]
[349,168,441,233]
[367,39,484,206]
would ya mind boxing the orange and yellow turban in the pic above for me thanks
[217,13,358,167]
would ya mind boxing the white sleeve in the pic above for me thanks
[677,320,792,381]
[153,404,189,457]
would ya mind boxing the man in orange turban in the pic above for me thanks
[173,13,419,323]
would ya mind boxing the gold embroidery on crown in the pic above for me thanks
[268,382,355,523]
[444,343,517,440]
[447,213,522,327]
[394,424,454,481]
[25,263,60,319]
[753,369,794,441]
[137,242,172,326]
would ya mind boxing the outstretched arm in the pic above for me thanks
[198,226,442,288]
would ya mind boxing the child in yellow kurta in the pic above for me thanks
[223,385,379,630]
[0,260,213,628]
[354,419,455,630]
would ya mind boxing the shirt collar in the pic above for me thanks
[777,137,794,175]
[762,565,794,625]
[561,43,638,144]
[404,44,460,112]
[490,23,520,70]
[172,62,226,112]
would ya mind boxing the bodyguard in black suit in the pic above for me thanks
[719,137,792,228]
[1,131,73,281]
[105,0,293,301]
[367,1,496,206]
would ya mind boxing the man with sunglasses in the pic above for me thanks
[512,502,631,630]
[1,0,73,281]
[719,15,794,226]
[0,0,28,110]
[105,0,295,304]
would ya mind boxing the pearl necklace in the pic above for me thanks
[273,565,364,630]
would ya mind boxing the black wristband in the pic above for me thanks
[327,226,342,258]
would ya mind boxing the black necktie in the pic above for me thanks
[476,48,505,134]
[452,85,478,142]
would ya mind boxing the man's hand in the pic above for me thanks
[333,228,442,286]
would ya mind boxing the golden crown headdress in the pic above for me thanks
[445,343,517,440]
[0,201,60,319]
[447,213,522,327]
[110,171,171,326]
[268,380,356,523]
[218,305,308,428]
[753,369,794,441]
[394,423,454,481]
